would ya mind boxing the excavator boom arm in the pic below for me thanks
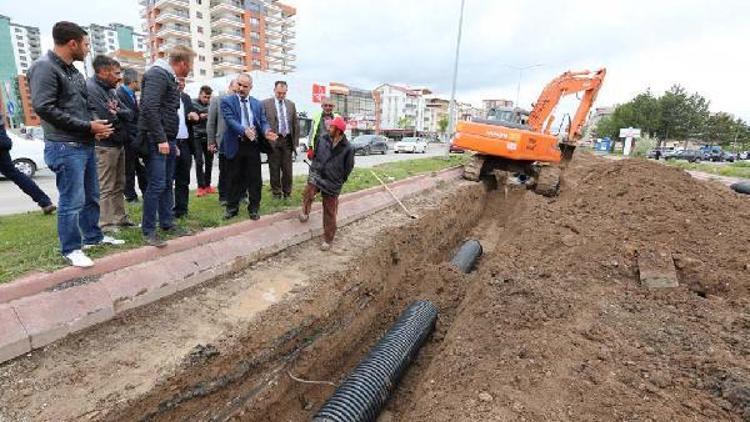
[526,69,607,142]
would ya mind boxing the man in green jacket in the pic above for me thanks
[307,97,339,159]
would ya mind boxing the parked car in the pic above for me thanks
[351,135,388,155]
[665,149,705,163]
[739,151,749,160]
[6,132,46,177]
[394,137,428,154]
[647,146,676,159]
[720,151,736,162]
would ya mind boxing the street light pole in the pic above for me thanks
[507,63,543,108]
[447,0,466,137]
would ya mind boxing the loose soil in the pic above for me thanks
[1,153,749,421]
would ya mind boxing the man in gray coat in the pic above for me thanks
[207,78,239,205]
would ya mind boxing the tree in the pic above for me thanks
[398,116,413,129]
[657,85,709,142]
[704,112,736,146]
[437,115,449,134]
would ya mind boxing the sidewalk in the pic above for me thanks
[0,168,462,364]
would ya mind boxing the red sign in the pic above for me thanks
[312,84,327,103]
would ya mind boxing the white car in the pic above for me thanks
[394,137,428,154]
[7,132,46,177]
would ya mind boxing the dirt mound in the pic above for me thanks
[396,154,750,421]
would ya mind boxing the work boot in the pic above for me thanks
[143,233,167,248]
[162,225,193,237]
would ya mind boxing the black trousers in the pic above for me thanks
[124,143,147,200]
[195,137,214,188]
[173,138,193,217]
[268,136,293,197]
[0,148,52,207]
[227,140,262,213]
[218,152,227,201]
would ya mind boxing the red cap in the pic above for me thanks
[329,116,346,133]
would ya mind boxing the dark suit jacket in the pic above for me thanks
[116,85,138,146]
[220,94,271,160]
[262,97,299,150]
[178,91,196,141]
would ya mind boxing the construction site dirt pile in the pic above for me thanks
[395,153,750,421]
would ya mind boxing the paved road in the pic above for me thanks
[0,143,450,215]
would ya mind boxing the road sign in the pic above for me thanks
[619,127,641,138]
[312,84,327,103]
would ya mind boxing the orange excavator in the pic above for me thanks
[454,68,606,196]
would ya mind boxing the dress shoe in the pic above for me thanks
[42,204,57,215]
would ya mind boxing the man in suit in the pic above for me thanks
[117,68,147,202]
[220,73,277,220]
[174,77,200,219]
[262,80,299,201]
[207,78,239,205]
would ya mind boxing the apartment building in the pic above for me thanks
[482,98,513,113]
[82,23,149,75]
[424,97,450,134]
[373,84,432,132]
[0,15,42,126]
[140,0,297,80]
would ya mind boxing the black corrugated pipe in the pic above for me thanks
[451,239,483,273]
[313,300,438,422]
[731,181,750,195]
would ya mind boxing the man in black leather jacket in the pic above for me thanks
[28,21,123,267]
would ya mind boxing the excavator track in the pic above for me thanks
[463,155,485,181]
[533,165,561,197]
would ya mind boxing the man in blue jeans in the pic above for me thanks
[0,116,56,215]
[29,21,125,267]
[137,45,195,247]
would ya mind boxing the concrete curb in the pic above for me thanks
[0,167,458,304]
[0,167,462,364]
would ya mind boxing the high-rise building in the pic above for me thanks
[0,15,42,127]
[140,0,297,80]
[83,23,149,74]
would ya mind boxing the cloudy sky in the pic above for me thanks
[4,0,749,120]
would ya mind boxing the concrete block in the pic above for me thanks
[0,305,30,363]
[13,284,114,349]
[638,246,679,288]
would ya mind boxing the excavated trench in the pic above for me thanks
[102,180,526,422]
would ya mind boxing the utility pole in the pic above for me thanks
[447,0,466,138]
[507,63,543,108]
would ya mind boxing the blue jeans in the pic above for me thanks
[44,141,103,255]
[142,141,177,236]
